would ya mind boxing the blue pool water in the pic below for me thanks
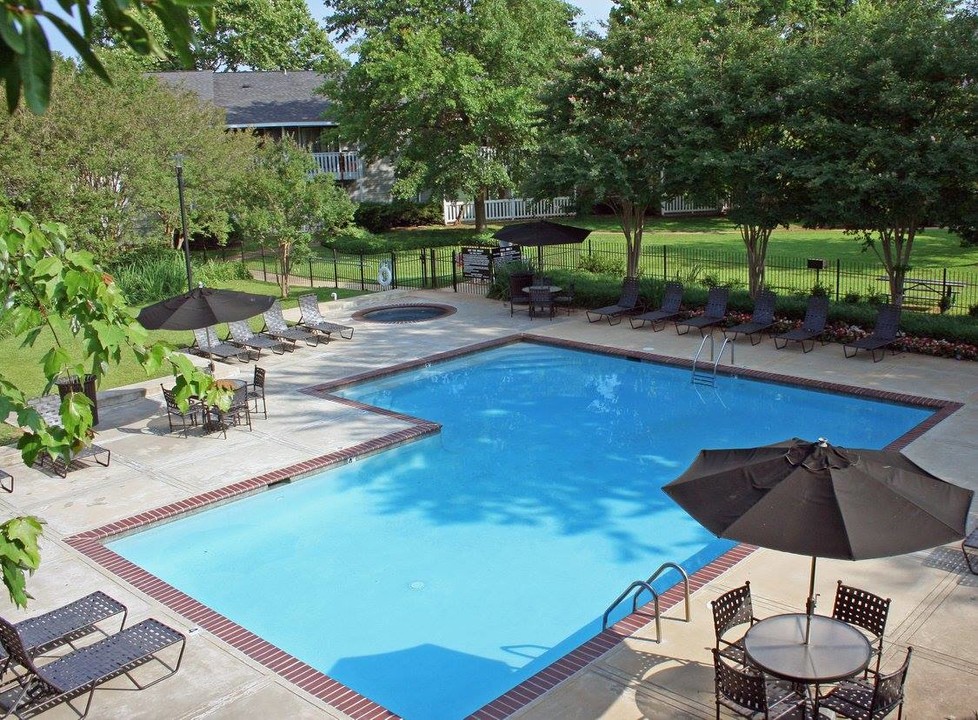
[110,344,932,719]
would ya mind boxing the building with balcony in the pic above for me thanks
[154,70,394,201]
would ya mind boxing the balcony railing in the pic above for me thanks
[312,152,364,180]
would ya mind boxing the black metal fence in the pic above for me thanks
[243,242,978,314]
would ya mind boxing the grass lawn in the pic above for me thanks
[0,280,362,401]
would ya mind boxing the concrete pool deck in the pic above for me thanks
[1,288,976,719]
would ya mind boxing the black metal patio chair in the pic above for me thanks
[832,580,891,676]
[528,287,555,320]
[248,366,267,419]
[814,647,913,720]
[713,649,808,719]
[161,385,203,437]
[711,581,758,667]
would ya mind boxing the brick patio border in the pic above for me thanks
[64,334,960,720]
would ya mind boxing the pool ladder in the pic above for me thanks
[691,333,733,386]
[601,562,691,643]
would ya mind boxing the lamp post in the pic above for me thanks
[174,153,193,292]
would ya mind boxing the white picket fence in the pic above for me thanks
[660,196,726,216]
[443,197,573,224]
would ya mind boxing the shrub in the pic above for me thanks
[578,254,624,275]
[324,226,387,254]
[354,200,443,233]
[109,247,249,304]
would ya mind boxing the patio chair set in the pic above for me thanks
[161,365,266,438]
[509,274,576,320]
[0,591,184,719]
[712,580,911,720]
[190,297,353,364]
[588,278,904,361]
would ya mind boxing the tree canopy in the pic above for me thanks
[0,53,258,262]
[322,0,578,232]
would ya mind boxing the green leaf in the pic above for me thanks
[0,5,27,54]
[18,15,53,115]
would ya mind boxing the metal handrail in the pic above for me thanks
[646,562,691,622]
[601,562,692,643]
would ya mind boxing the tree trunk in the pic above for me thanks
[872,225,915,309]
[740,224,772,299]
[611,198,648,279]
[474,188,488,233]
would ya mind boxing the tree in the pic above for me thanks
[791,0,978,307]
[236,137,354,297]
[0,0,214,114]
[322,0,577,232]
[0,53,258,262]
[92,0,342,72]
[673,4,805,298]
[529,0,711,279]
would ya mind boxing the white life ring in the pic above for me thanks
[377,265,393,287]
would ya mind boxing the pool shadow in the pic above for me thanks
[330,643,516,720]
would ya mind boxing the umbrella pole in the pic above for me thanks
[804,556,818,644]
[537,246,543,272]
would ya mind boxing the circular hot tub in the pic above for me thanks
[352,303,457,324]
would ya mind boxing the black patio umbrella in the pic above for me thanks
[662,437,973,643]
[492,220,592,270]
[136,286,277,330]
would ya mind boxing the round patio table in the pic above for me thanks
[522,285,562,294]
[744,613,871,684]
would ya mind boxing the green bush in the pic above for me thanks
[323,226,387,254]
[354,200,443,233]
[110,247,249,305]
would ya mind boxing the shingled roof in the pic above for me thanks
[154,71,333,128]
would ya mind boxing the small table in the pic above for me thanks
[744,613,872,685]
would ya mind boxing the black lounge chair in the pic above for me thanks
[297,294,355,339]
[0,617,185,719]
[814,647,912,720]
[773,295,829,353]
[0,591,127,675]
[226,320,287,358]
[586,277,641,325]
[630,281,684,330]
[262,300,319,348]
[0,468,11,493]
[723,290,777,345]
[26,396,111,477]
[675,286,729,336]
[192,327,251,363]
[843,304,902,362]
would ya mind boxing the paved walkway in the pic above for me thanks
[1,289,976,719]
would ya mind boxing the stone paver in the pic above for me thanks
[1,288,975,719]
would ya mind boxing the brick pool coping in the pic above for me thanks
[64,334,962,720]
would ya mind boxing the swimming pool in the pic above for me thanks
[107,343,935,719]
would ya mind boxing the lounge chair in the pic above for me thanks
[843,304,902,362]
[0,617,185,719]
[261,300,319,348]
[962,527,978,575]
[192,326,251,363]
[297,294,355,339]
[773,295,829,353]
[586,277,641,325]
[226,320,287,358]
[629,281,684,331]
[723,289,777,345]
[0,468,11,493]
[26,396,111,477]
[0,591,127,675]
[675,286,729,336]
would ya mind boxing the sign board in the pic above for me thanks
[460,247,492,280]
[491,244,523,266]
